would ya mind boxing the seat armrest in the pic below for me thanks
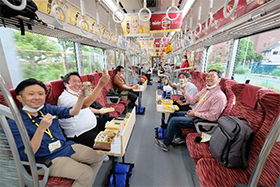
[193,117,218,134]
[21,158,52,187]
[106,95,120,104]
[106,93,120,97]
[35,157,52,167]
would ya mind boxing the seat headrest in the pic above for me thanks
[241,84,262,108]
[50,80,64,100]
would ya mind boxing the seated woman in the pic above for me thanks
[8,78,104,187]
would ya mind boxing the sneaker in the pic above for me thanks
[154,138,169,152]
[103,155,109,162]
[171,137,186,146]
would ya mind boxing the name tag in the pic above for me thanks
[48,140,61,153]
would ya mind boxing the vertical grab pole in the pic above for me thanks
[248,112,280,187]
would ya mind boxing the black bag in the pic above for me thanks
[90,101,103,109]
[209,116,255,169]
[0,0,40,35]
[180,96,186,103]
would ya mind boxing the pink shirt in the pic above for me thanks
[184,86,227,121]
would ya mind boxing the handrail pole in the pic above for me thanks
[248,112,280,186]
[0,75,39,187]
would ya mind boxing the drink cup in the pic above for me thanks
[83,82,92,96]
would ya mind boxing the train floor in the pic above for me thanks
[93,77,200,187]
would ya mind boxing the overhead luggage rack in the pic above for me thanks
[0,13,119,50]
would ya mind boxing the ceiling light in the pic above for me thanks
[103,0,123,20]
[181,0,195,18]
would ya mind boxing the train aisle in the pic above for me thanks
[94,77,200,187]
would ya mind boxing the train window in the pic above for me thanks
[235,28,280,92]
[116,51,120,65]
[81,44,104,74]
[13,30,76,82]
[120,52,124,66]
[206,40,232,75]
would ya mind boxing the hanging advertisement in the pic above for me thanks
[121,15,150,35]
[194,49,203,67]
[150,13,182,32]
[154,39,169,48]
[107,50,115,70]
[36,0,115,40]
[197,0,270,39]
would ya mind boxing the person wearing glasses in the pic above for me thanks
[155,69,227,151]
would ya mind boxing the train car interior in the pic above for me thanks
[0,0,280,186]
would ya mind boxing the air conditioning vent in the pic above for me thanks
[145,0,157,7]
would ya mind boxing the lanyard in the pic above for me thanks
[117,74,125,84]
[26,111,54,141]
[197,91,209,105]
[66,90,78,98]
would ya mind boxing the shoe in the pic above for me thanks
[103,155,109,162]
[154,138,169,152]
[160,123,167,129]
[171,137,186,146]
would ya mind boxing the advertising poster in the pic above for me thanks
[199,0,269,39]
[150,13,182,32]
[121,15,150,35]
[107,50,115,70]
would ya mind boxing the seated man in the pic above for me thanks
[166,72,198,111]
[155,69,227,151]
[58,72,111,151]
[113,65,139,108]
[8,78,104,187]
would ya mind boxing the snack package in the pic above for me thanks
[161,99,173,105]
[99,107,115,114]
[94,131,116,144]
[164,105,179,111]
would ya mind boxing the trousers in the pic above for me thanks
[38,144,103,187]
[163,111,195,146]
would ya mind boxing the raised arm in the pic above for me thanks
[167,78,177,88]
[82,71,110,108]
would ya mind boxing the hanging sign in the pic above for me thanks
[154,39,169,48]
[150,13,182,32]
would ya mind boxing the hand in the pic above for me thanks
[186,110,195,118]
[132,85,138,89]
[39,113,53,131]
[97,73,110,88]
[77,87,86,98]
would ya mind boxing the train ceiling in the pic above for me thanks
[0,0,279,52]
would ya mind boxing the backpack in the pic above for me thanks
[209,116,255,169]
[0,0,40,35]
